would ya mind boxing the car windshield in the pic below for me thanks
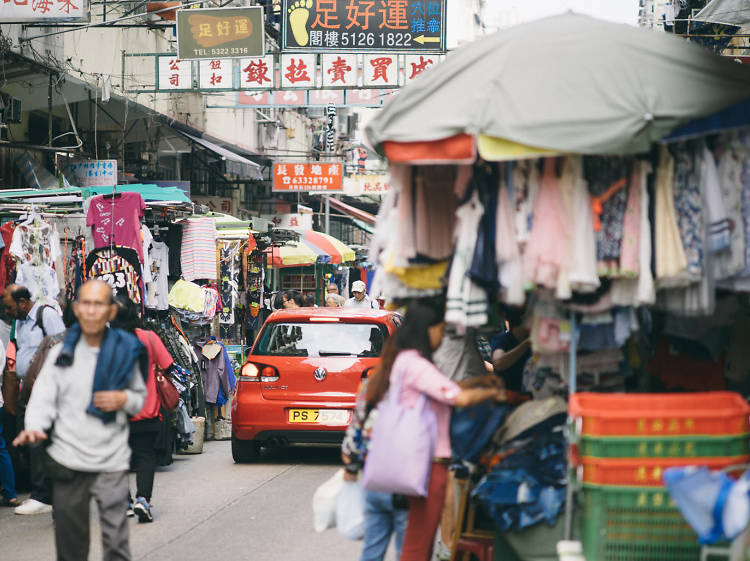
[255,322,388,358]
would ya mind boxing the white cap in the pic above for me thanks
[351,280,366,293]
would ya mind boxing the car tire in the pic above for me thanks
[232,434,260,463]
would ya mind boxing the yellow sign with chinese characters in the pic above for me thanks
[177,7,265,60]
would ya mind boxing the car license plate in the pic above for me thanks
[288,409,350,425]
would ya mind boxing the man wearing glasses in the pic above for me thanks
[14,279,147,561]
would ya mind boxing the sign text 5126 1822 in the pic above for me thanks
[282,0,446,53]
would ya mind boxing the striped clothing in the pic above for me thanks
[180,218,217,281]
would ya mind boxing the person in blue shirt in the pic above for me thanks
[2,284,65,515]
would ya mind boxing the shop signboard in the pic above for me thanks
[0,0,89,22]
[273,162,343,192]
[68,159,117,187]
[282,0,446,53]
[177,6,264,60]
[344,174,390,195]
[262,212,314,231]
[192,195,235,215]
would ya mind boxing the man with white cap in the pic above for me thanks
[344,280,379,309]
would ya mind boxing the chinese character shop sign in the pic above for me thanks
[282,0,445,53]
[0,0,88,22]
[69,160,117,187]
[177,7,264,60]
[273,163,343,192]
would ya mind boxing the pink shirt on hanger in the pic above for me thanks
[87,192,146,263]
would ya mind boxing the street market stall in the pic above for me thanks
[266,230,357,306]
[365,13,750,561]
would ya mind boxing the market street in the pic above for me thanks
[0,442,366,561]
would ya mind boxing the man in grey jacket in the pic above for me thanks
[13,280,147,561]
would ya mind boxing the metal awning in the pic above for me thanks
[176,131,263,180]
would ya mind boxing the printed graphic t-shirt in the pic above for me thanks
[87,192,146,263]
[86,247,143,304]
[146,241,170,310]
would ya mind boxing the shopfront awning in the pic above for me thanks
[81,184,191,204]
[266,241,319,268]
[303,230,355,264]
[327,197,377,226]
[177,131,263,180]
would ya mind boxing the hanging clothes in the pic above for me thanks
[141,224,154,284]
[86,192,147,263]
[512,159,540,245]
[655,145,690,286]
[469,162,500,290]
[10,215,61,266]
[523,158,568,291]
[564,156,600,294]
[167,222,183,279]
[673,143,705,279]
[584,156,629,267]
[86,247,143,304]
[0,222,16,288]
[413,165,458,261]
[619,161,642,278]
[715,140,746,279]
[495,174,524,306]
[218,241,240,324]
[180,217,218,281]
[145,241,170,310]
[445,189,488,332]
[193,338,230,406]
[16,262,59,303]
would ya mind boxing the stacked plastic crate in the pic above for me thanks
[569,392,750,561]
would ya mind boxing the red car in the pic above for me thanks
[231,307,401,462]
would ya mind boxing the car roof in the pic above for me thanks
[266,307,397,323]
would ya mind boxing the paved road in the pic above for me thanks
[0,442,387,561]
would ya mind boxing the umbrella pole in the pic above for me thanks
[564,310,578,541]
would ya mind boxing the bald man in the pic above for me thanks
[14,280,147,561]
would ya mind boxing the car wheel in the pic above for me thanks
[231,434,260,463]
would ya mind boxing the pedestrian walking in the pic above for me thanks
[345,281,379,309]
[2,284,65,515]
[325,294,343,308]
[13,279,147,561]
[342,380,408,561]
[0,341,18,507]
[112,294,174,523]
[364,300,506,561]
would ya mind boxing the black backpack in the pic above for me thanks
[33,305,55,337]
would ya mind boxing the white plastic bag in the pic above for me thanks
[312,469,344,532]
[336,480,366,540]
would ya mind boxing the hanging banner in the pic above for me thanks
[280,53,317,88]
[363,53,399,86]
[281,0,446,53]
[273,163,343,192]
[321,53,359,87]
[239,55,275,89]
[0,0,89,22]
[157,55,194,91]
[198,58,234,89]
[177,6,265,60]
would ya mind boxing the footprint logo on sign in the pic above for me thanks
[288,0,313,46]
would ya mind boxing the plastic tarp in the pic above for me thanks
[694,0,750,26]
[81,184,191,203]
[366,13,750,157]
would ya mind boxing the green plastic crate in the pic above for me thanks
[580,433,750,459]
[582,484,701,561]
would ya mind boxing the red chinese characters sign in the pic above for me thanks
[282,0,446,53]
[273,163,343,192]
[0,0,87,21]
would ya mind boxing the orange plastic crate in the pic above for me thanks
[580,455,750,486]
[569,392,750,437]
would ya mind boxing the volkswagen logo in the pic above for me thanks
[313,367,327,381]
